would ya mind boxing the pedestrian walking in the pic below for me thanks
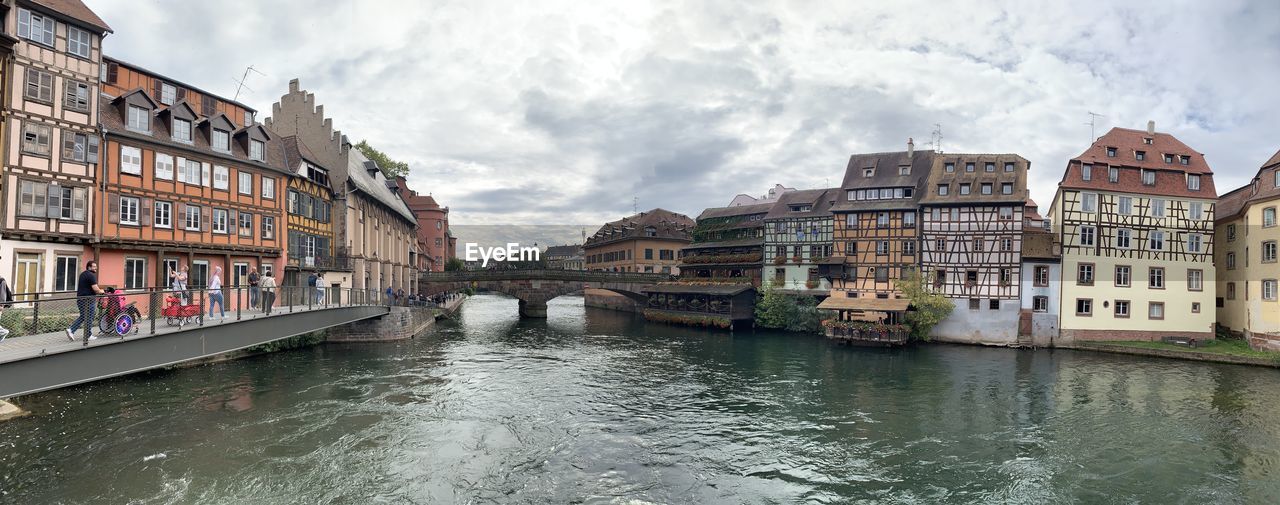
[170,264,189,304]
[248,268,261,310]
[385,286,395,306]
[209,266,225,319]
[260,272,277,315]
[66,261,104,343]
[397,288,405,306]
[316,273,326,304]
[0,275,14,343]
[307,272,318,305]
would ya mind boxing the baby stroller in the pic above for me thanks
[99,287,141,337]
[163,292,201,327]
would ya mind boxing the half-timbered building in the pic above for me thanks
[1019,199,1060,346]
[95,58,288,292]
[1214,148,1280,352]
[825,143,934,308]
[762,188,835,294]
[1049,123,1217,343]
[279,135,348,298]
[679,202,772,286]
[0,0,108,297]
[919,153,1030,343]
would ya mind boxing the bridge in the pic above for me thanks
[0,288,438,399]
[420,269,674,317]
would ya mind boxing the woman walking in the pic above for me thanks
[209,266,225,319]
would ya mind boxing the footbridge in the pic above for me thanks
[421,269,674,317]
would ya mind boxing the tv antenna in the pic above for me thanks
[232,65,266,102]
[633,197,638,215]
[1085,112,1105,142]
[929,123,943,153]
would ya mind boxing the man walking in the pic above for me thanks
[248,268,261,310]
[260,271,277,315]
[307,272,318,305]
[67,260,104,344]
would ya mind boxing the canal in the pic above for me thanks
[2,294,1278,503]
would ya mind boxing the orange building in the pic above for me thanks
[92,57,288,293]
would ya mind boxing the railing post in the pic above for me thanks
[237,286,242,321]
[198,290,205,326]
[308,285,312,311]
[30,297,39,337]
[149,290,158,335]
[288,286,293,313]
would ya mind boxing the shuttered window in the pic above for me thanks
[17,9,55,46]
[24,68,53,102]
[64,80,91,111]
[22,123,52,155]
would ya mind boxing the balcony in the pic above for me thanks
[286,254,353,271]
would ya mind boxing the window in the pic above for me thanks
[1081,193,1097,212]
[64,80,91,112]
[1188,269,1203,291]
[1082,164,1092,181]
[120,146,142,175]
[62,132,94,162]
[154,201,172,228]
[845,214,858,227]
[903,212,915,226]
[1276,170,1280,188]
[1227,252,1236,269]
[1228,282,1236,300]
[1106,147,1116,157]
[1142,170,1156,185]
[846,241,858,255]
[1114,300,1130,318]
[1116,265,1131,287]
[67,26,92,58]
[898,166,910,176]
[959,183,971,195]
[934,238,945,251]
[18,180,47,218]
[969,299,981,310]
[999,268,1012,285]
[237,171,252,195]
[985,162,995,172]
[172,118,191,142]
[1228,224,1236,242]
[1187,175,1201,191]
[1264,241,1277,263]
[1189,202,1203,220]
[213,165,229,190]
[1136,151,1146,161]
[1109,166,1119,183]
[244,110,254,126]
[1149,267,1165,289]
[980,183,993,195]
[972,237,984,252]
[190,261,209,289]
[1116,228,1132,249]
[1077,263,1094,285]
[1264,207,1276,228]
[54,256,79,292]
[261,216,275,239]
[127,105,150,131]
[990,299,1000,310]
[239,212,253,237]
[1149,230,1165,251]
[212,129,230,152]
[875,267,888,283]
[1076,298,1093,316]
[1005,162,1015,172]
[17,9,56,46]
[262,178,276,199]
[937,184,949,196]
[1118,196,1132,215]
[1001,237,1013,251]
[876,241,890,256]
[1033,296,1049,312]
[965,162,975,172]
[179,158,201,185]
[1180,155,1190,165]
[1079,226,1096,246]
[863,168,873,178]
[124,258,145,289]
[999,207,1013,220]
[160,83,177,105]
[212,209,229,233]
[1001,183,1013,195]
[1034,266,1049,287]
[1265,280,1278,301]
[119,196,140,225]
[250,140,265,161]
[1186,234,1202,253]
[903,240,916,256]
[1151,199,1165,218]
[1149,302,1165,320]
[945,162,955,173]
[155,153,174,180]
[184,205,201,231]
[46,185,86,221]
[876,212,889,228]
[22,122,52,155]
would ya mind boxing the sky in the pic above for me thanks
[86,0,1280,225]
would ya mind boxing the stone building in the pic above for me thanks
[395,176,452,272]
[1215,148,1280,351]
[265,79,418,296]
[584,208,693,274]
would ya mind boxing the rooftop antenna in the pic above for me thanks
[633,196,638,215]
[1085,111,1105,142]
[929,123,943,153]
[232,65,266,102]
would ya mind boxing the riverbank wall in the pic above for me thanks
[584,288,639,312]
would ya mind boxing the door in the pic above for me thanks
[14,253,41,301]
[162,258,179,288]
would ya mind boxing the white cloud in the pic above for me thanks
[87,0,1280,224]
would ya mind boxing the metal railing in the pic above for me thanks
[0,286,396,344]
[420,269,674,283]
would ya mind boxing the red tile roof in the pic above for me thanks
[1216,149,1280,221]
[1059,127,1216,198]
[30,0,112,33]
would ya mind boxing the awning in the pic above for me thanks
[817,297,911,312]
[642,284,755,296]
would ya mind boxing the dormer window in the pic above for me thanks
[127,105,150,132]
[172,118,191,142]
[789,205,811,212]
[1179,155,1190,165]
[959,183,971,195]
[1141,169,1156,185]
[1163,154,1173,163]
[980,183,993,195]
[1187,174,1201,191]
[250,140,265,161]
[644,226,657,237]
[212,129,230,152]
[1106,147,1117,157]
[863,168,874,178]
[937,184,949,196]
[1108,166,1119,183]
[984,162,995,172]
[1274,170,1280,188]
[1081,164,1092,181]
[1004,162,1014,172]
[244,111,254,127]
[898,166,910,176]
[1143,137,1153,145]
[965,162,975,172]
[1135,151,1146,161]
[160,83,177,105]
[945,162,955,173]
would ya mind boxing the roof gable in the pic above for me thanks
[161,100,198,122]
[116,88,158,109]
[201,112,236,132]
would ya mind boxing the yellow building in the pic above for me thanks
[1215,149,1280,352]
[584,209,693,274]
[1049,124,1217,343]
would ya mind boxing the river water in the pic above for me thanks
[2,294,1279,504]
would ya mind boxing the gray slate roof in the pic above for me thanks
[346,147,416,223]
[764,188,839,220]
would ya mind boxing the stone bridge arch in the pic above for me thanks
[421,270,671,318]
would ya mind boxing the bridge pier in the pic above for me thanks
[518,299,548,318]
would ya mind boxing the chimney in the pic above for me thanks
[907,137,915,158]
[1147,120,1155,136]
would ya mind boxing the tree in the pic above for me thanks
[898,268,954,341]
[445,258,466,271]
[354,140,410,178]
[755,283,825,333]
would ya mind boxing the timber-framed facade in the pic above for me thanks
[762,188,835,293]
[680,202,771,286]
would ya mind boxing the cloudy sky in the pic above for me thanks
[86,0,1280,225]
